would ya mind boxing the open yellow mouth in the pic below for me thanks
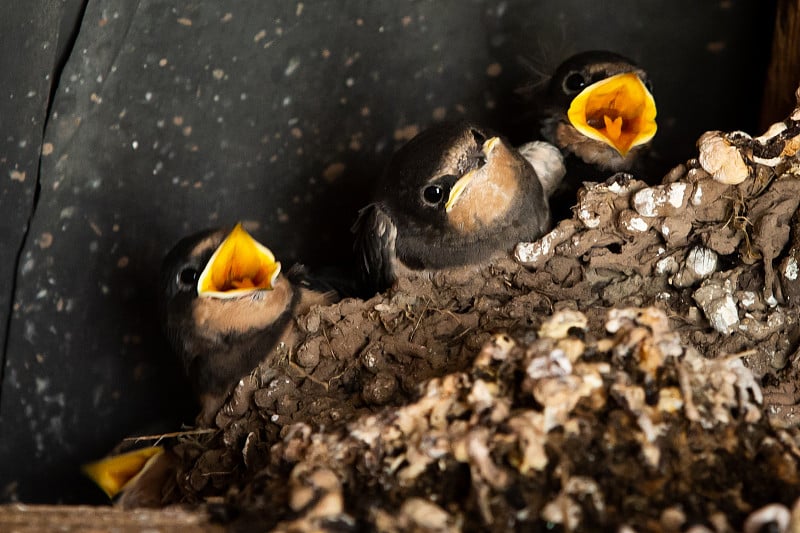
[82,446,164,499]
[567,72,657,156]
[445,137,501,212]
[197,223,281,298]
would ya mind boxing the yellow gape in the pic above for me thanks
[567,72,657,156]
[82,446,164,499]
[198,223,282,298]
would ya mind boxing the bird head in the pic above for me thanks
[383,123,538,232]
[374,121,548,268]
[544,51,657,165]
[158,223,290,368]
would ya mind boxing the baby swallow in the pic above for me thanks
[353,121,552,294]
[539,50,657,172]
[535,51,657,220]
[159,223,336,425]
[83,445,177,508]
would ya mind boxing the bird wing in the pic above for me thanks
[351,203,398,295]
[285,263,343,302]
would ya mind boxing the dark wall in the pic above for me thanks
[0,0,775,503]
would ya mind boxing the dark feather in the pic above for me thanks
[351,203,398,295]
[285,263,346,301]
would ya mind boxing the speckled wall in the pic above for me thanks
[0,0,775,503]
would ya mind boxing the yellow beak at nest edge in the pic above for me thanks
[567,72,657,156]
[197,223,281,298]
[82,446,164,499]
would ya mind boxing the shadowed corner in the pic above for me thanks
[60,231,199,505]
[278,148,385,298]
[0,226,199,506]
[113,231,203,429]
[760,0,800,129]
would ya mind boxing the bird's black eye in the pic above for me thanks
[563,72,587,93]
[422,184,445,205]
[178,267,199,287]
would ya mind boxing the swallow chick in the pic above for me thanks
[533,51,657,222]
[539,50,657,174]
[353,121,553,294]
[82,445,177,508]
[159,223,336,426]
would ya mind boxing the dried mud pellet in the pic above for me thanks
[686,166,712,183]
[658,216,692,247]
[693,281,739,335]
[362,372,397,405]
[242,431,258,468]
[685,247,717,277]
[538,309,588,339]
[276,395,299,416]
[632,182,688,218]
[655,256,679,276]
[657,387,684,413]
[672,247,717,288]
[577,204,602,228]
[618,209,652,235]
[662,164,688,184]
[557,338,585,362]
[515,222,576,268]
[779,253,800,305]
[737,291,760,310]
[526,352,572,380]
[738,311,785,342]
[296,343,320,369]
[302,312,321,333]
[361,348,382,370]
[575,180,638,229]
[252,388,272,409]
[770,349,789,370]
[688,177,725,208]
[222,418,249,448]
[402,499,453,531]
[468,379,497,413]
[253,375,294,410]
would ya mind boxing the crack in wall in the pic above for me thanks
[0,0,90,413]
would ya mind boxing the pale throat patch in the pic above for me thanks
[191,276,293,338]
[556,122,632,171]
[447,163,519,234]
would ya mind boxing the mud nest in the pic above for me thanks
[149,93,800,532]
